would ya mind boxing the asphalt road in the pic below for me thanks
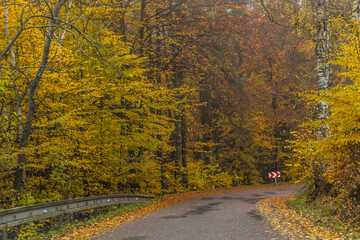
[92,185,301,240]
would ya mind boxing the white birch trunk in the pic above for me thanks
[311,0,332,195]
[353,0,360,21]
[54,0,72,198]
[314,0,331,138]
[54,0,72,53]
[2,1,13,154]
[4,0,23,144]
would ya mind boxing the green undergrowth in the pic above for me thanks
[287,190,360,239]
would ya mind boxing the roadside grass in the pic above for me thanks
[287,190,360,239]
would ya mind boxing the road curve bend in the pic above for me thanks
[92,185,301,240]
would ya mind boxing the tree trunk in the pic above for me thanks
[14,0,68,191]
[120,0,127,42]
[315,0,331,137]
[4,0,22,190]
[2,1,11,155]
[139,0,146,55]
[171,72,182,173]
[199,80,211,164]
[312,0,332,196]
[181,114,187,169]
[180,114,188,185]
[4,0,22,141]
[174,115,181,168]
[353,0,360,21]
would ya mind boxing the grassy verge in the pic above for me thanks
[287,190,360,239]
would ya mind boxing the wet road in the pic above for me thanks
[92,185,301,240]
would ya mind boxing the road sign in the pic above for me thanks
[268,171,280,178]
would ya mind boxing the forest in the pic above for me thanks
[0,0,359,227]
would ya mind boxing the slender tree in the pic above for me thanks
[14,0,69,191]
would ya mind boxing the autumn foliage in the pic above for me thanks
[0,0,315,214]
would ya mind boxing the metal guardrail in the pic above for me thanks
[0,194,154,240]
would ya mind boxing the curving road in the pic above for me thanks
[92,185,301,240]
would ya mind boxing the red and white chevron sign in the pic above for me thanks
[269,171,280,178]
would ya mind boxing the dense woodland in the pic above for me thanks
[0,0,359,227]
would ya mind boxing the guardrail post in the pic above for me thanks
[2,228,8,240]
[59,215,64,228]
[0,193,154,239]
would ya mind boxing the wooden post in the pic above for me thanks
[59,215,64,228]
[2,228,8,240]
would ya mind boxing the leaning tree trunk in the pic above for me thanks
[14,0,68,191]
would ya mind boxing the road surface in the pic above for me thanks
[92,185,301,240]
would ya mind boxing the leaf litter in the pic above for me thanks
[256,196,357,239]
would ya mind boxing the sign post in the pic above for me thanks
[268,171,280,183]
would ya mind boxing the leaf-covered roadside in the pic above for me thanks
[47,184,295,240]
[256,195,359,239]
